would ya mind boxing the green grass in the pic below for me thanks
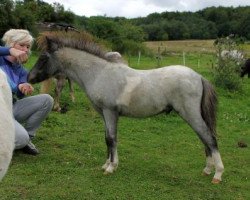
[0,50,249,199]
[144,40,215,54]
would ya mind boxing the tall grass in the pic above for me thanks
[0,48,249,200]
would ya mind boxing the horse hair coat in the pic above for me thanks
[28,31,224,184]
[0,69,15,181]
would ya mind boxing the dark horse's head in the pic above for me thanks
[240,58,250,78]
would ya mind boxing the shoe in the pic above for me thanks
[22,141,39,156]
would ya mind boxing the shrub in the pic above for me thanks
[112,39,151,56]
[213,35,244,91]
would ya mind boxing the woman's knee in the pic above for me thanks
[40,94,54,111]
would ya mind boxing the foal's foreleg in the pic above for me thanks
[101,109,119,174]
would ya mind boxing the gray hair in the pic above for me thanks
[2,29,34,48]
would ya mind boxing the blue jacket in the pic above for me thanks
[0,47,28,98]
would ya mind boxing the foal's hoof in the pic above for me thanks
[103,167,115,175]
[102,163,117,175]
[211,178,221,184]
[102,162,110,171]
[103,170,112,175]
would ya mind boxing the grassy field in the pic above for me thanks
[144,39,215,54]
[0,42,249,199]
[145,39,250,56]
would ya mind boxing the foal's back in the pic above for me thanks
[108,65,203,117]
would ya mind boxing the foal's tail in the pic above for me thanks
[201,78,217,136]
[40,78,53,94]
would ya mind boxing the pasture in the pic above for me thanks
[0,40,249,199]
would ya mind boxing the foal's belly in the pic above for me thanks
[117,97,167,117]
[115,75,169,117]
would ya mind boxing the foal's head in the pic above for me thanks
[28,51,59,84]
[28,31,80,84]
[28,30,119,84]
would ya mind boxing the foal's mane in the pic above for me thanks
[37,31,114,62]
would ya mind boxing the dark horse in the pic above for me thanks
[40,73,75,112]
[28,31,224,184]
[37,22,78,112]
[240,58,250,78]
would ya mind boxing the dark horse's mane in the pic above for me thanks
[37,31,115,62]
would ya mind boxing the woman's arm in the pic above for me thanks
[0,47,28,63]
[0,47,10,56]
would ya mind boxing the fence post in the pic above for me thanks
[198,53,200,68]
[137,51,141,66]
[183,51,186,65]
[157,46,161,67]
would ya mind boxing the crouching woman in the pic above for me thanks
[0,29,53,155]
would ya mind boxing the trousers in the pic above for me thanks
[13,94,54,149]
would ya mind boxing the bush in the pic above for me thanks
[213,35,244,91]
[113,39,149,56]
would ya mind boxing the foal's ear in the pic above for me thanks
[46,36,59,53]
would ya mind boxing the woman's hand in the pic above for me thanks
[9,48,28,63]
[18,83,34,95]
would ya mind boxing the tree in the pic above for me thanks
[85,16,146,54]
[0,0,17,37]
[164,20,189,40]
[50,2,75,23]
[13,1,36,32]
[238,10,250,39]
[36,0,55,22]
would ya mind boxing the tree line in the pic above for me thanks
[133,6,250,41]
[1,0,250,54]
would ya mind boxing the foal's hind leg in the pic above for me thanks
[203,148,214,176]
[177,105,224,183]
[54,77,66,111]
[40,79,52,94]
[101,109,119,174]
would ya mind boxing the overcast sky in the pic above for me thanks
[42,0,250,18]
